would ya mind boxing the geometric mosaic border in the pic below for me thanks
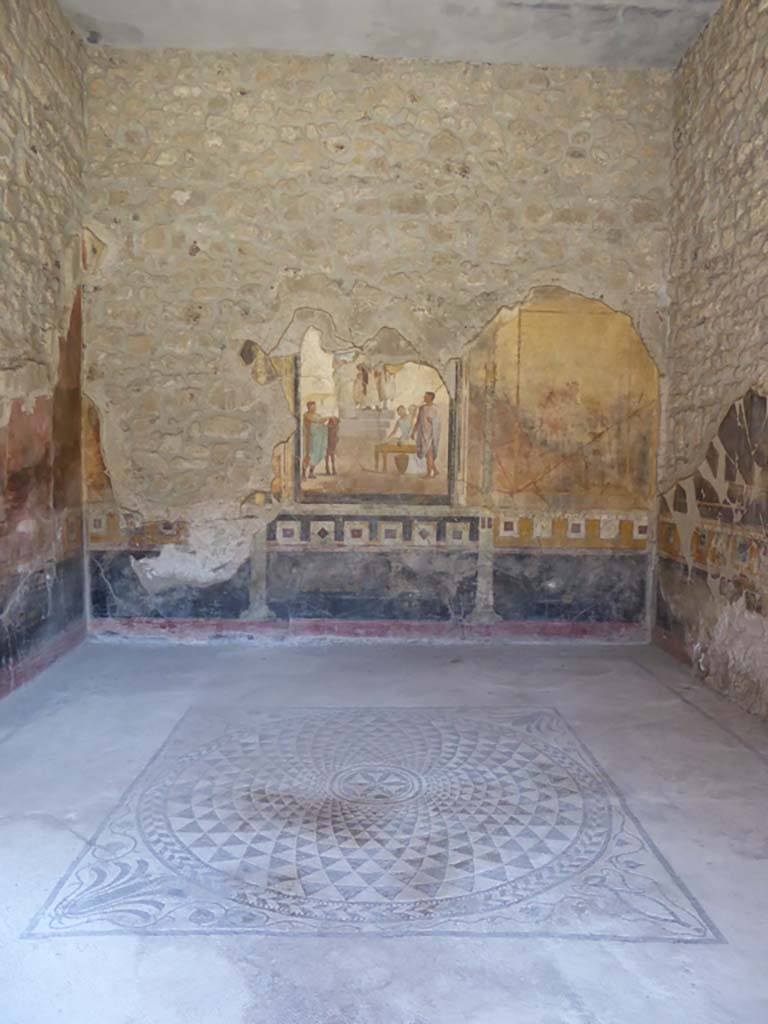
[26,706,722,943]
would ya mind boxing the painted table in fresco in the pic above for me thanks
[27,707,720,941]
[374,440,417,473]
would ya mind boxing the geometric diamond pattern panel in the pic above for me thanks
[26,707,721,941]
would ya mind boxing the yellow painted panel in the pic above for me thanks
[485,292,657,514]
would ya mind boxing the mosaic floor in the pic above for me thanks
[27,706,720,941]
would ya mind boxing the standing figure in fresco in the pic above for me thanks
[405,404,423,475]
[412,391,441,479]
[325,416,339,476]
[353,364,368,410]
[387,405,412,443]
[371,368,382,409]
[334,356,357,418]
[385,404,414,475]
[382,368,395,410]
[302,401,329,479]
[373,367,388,410]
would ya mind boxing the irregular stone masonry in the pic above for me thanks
[0,0,85,409]
[0,0,86,687]
[654,0,768,715]
[668,0,768,484]
[8,2,768,717]
[83,50,672,536]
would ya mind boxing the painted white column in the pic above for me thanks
[469,513,500,624]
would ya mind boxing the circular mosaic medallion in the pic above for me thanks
[137,710,612,925]
[329,764,424,803]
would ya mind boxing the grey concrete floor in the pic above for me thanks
[1,637,768,1023]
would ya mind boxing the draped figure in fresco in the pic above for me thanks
[325,416,339,476]
[302,401,329,479]
[334,358,357,417]
[412,391,441,479]
[353,364,369,410]
[387,405,413,443]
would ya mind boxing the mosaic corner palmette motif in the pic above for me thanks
[26,707,722,942]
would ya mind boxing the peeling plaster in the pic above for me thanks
[0,0,88,684]
[87,284,659,597]
[666,0,768,487]
[131,514,257,593]
[81,47,668,605]
[657,389,768,718]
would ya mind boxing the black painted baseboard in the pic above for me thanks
[90,548,648,626]
[0,554,85,680]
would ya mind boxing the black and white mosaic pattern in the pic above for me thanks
[27,708,720,941]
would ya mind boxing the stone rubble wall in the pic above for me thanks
[658,0,768,716]
[0,0,86,406]
[667,0,768,483]
[82,48,671,592]
[0,0,87,688]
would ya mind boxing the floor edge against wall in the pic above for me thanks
[90,617,647,644]
[0,619,87,700]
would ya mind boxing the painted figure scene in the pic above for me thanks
[298,329,450,500]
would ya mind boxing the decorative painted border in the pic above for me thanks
[87,504,651,555]
[495,512,649,550]
[87,504,188,549]
[268,511,649,551]
[658,515,768,583]
[268,514,481,548]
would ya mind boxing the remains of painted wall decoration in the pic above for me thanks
[656,0,768,716]
[0,288,87,692]
[665,0,768,489]
[463,289,656,628]
[81,47,668,633]
[0,0,87,692]
[85,285,657,631]
[462,289,657,512]
[297,329,453,503]
[657,390,768,718]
